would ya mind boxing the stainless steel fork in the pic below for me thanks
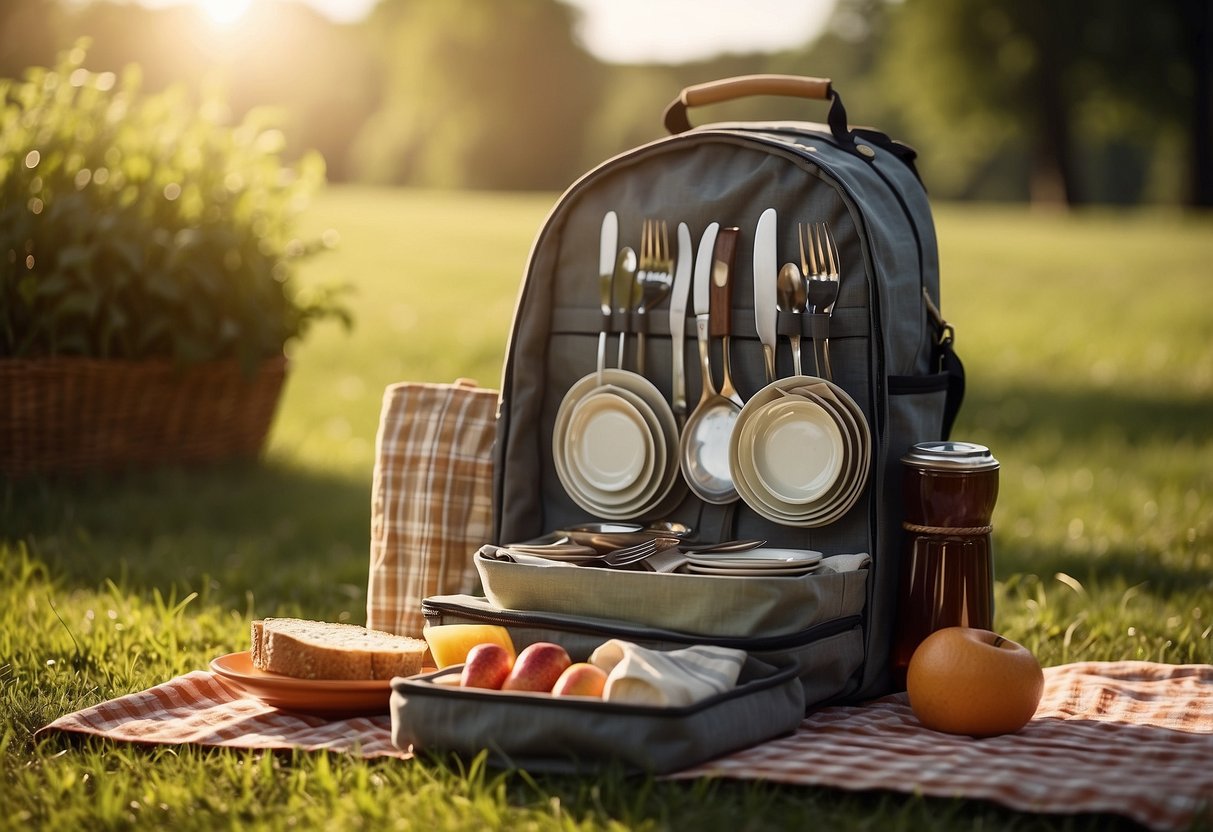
[632,219,674,374]
[600,536,680,567]
[799,222,841,380]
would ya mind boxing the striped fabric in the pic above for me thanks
[40,662,1212,828]
[366,379,498,636]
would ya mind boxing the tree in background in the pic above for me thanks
[53,0,379,182]
[878,0,1213,207]
[352,0,603,190]
[4,0,1208,204]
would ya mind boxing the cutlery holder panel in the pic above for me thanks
[492,74,965,705]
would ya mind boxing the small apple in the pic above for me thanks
[907,626,1044,737]
[459,643,513,690]
[551,662,607,698]
[501,642,571,692]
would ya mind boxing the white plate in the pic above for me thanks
[567,385,667,508]
[729,376,871,527]
[685,547,823,569]
[552,370,679,520]
[685,563,821,577]
[741,398,844,504]
[566,389,653,492]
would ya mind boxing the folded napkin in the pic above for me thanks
[479,545,576,567]
[590,639,746,707]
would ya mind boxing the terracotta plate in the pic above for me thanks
[209,651,419,717]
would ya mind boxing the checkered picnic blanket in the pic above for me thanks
[40,661,1212,830]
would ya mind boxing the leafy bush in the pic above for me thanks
[0,42,349,368]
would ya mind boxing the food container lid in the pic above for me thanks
[901,441,999,471]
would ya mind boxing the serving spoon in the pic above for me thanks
[679,226,741,505]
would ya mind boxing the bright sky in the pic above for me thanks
[116,0,836,63]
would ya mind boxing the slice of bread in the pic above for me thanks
[250,618,427,680]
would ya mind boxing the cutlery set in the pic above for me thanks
[552,208,867,538]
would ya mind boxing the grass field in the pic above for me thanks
[2,186,1211,830]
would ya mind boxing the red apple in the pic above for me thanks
[459,642,513,690]
[501,642,571,692]
[906,626,1044,737]
[551,662,607,698]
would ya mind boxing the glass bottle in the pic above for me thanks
[891,441,1000,688]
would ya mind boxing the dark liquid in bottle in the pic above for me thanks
[891,443,999,688]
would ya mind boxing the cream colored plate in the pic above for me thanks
[552,370,679,520]
[566,391,653,492]
[729,375,871,527]
[742,398,844,504]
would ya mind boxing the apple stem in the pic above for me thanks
[993,635,1006,648]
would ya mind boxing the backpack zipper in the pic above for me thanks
[421,596,861,653]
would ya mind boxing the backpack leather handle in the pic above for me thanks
[663,74,852,147]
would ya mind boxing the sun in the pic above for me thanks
[197,0,253,24]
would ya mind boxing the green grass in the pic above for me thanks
[3,188,1212,830]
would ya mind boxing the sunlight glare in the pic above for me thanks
[199,0,252,25]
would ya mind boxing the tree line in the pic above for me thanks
[3,0,1209,206]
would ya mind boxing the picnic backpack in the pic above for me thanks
[417,75,965,726]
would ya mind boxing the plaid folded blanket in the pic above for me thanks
[40,661,1212,830]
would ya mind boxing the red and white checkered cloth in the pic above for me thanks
[678,661,1213,830]
[41,661,1213,830]
[40,670,406,758]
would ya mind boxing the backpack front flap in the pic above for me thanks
[493,110,951,700]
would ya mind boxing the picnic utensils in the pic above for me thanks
[712,229,744,410]
[799,221,840,381]
[634,218,674,375]
[613,245,638,369]
[498,536,682,568]
[728,375,871,527]
[679,224,741,505]
[669,222,694,425]
[777,261,807,376]
[597,211,618,385]
[753,208,778,385]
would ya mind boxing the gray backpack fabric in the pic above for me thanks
[489,76,964,701]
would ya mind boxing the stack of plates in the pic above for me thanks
[553,369,680,520]
[728,376,871,527]
[684,547,823,577]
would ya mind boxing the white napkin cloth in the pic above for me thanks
[480,546,576,567]
[589,639,746,707]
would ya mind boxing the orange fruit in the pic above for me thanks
[906,626,1044,737]
[422,624,516,669]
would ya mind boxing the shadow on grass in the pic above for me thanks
[996,541,1211,597]
[956,379,1213,445]
[5,381,1209,614]
[2,459,375,618]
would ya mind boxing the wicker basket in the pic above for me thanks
[1,355,287,477]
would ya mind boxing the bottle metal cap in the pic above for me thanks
[901,441,999,471]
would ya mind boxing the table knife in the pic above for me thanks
[597,210,618,379]
[753,207,778,383]
[669,222,693,422]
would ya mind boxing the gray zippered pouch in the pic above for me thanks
[423,549,871,708]
[391,655,804,774]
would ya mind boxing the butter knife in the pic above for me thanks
[753,207,778,383]
[597,211,618,380]
[668,222,693,423]
[692,222,720,399]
